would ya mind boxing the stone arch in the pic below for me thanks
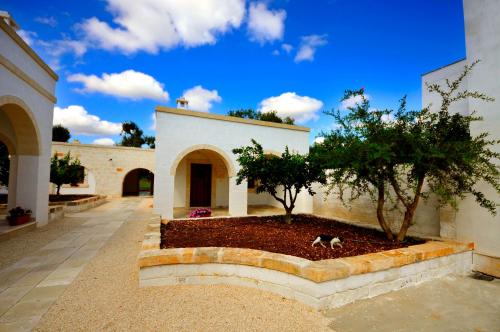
[122,168,154,196]
[0,95,41,155]
[170,144,236,177]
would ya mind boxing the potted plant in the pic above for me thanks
[7,207,32,226]
[189,208,212,218]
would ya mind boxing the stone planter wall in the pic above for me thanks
[138,218,473,310]
[49,195,107,213]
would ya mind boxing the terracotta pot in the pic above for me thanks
[8,215,31,226]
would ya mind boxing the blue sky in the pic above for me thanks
[3,0,465,145]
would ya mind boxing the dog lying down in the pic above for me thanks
[312,234,343,249]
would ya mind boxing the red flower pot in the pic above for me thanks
[8,215,31,226]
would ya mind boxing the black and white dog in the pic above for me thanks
[312,234,343,249]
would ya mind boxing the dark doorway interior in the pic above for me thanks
[122,168,154,196]
[190,163,212,207]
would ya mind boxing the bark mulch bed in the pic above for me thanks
[161,215,425,261]
[48,194,96,203]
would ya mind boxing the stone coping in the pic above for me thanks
[49,195,106,207]
[139,218,473,284]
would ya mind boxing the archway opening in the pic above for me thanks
[173,149,229,217]
[0,140,9,206]
[122,168,154,196]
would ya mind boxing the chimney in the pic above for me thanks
[0,11,20,30]
[176,97,189,109]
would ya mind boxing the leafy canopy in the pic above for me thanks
[118,121,155,148]
[52,125,71,142]
[233,139,325,223]
[228,109,295,125]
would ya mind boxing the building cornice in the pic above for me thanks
[0,19,58,81]
[156,106,311,132]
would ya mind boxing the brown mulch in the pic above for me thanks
[161,215,425,261]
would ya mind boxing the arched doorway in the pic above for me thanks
[0,96,43,222]
[122,168,154,196]
[173,149,230,213]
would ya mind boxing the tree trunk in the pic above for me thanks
[56,184,61,196]
[376,183,394,240]
[284,210,292,224]
[396,176,425,242]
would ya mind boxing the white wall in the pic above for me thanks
[0,24,57,225]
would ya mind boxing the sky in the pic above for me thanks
[3,0,466,145]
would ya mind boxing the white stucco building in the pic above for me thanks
[422,0,500,277]
[153,107,312,219]
[0,14,58,226]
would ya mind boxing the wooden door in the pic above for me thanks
[190,164,212,207]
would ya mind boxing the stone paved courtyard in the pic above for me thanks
[0,198,498,331]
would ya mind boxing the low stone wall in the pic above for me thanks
[49,195,107,213]
[48,205,64,222]
[138,218,473,310]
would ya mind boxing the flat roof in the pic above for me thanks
[156,106,310,132]
[421,58,467,77]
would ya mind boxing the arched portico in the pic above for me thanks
[0,95,49,224]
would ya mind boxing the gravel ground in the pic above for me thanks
[0,213,88,270]
[35,199,332,331]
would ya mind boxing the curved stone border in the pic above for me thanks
[138,218,473,310]
[49,195,107,213]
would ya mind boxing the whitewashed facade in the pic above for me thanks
[0,15,57,226]
[153,107,312,219]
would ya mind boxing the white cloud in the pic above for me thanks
[39,39,87,58]
[258,92,323,124]
[294,34,328,63]
[53,105,122,136]
[247,2,286,44]
[67,70,169,101]
[314,137,325,144]
[272,49,280,56]
[80,0,245,54]
[92,138,115,145]
[340,94,370,110]
[281,43,293,53]
[35,16,57,27]
[182,85,222,112]
[17,30,37,46]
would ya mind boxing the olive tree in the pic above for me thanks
[233,140,325,223]
[314,61,499,241]
[50,152,84,195]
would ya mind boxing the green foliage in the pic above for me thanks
[228,109,295,125]
[313,61,499,241]
[52,125,71,142]
[233,140,325,223]
[0,141,9,187]
[118,121,155,148]
[50,152,85,195]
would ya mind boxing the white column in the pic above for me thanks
[154,173,175,220]
[7,154,18,210]
[15,154,49,225]
[229,177,247,216]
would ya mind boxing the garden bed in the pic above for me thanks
[161,215,424,261]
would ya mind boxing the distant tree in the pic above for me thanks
[228,109,295,125]
[0,142,9,186]
[50,152,84,195]
[233,140,325,223]
[118,121,155,148]
[52,125,71,142]
[313,61,500,242]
